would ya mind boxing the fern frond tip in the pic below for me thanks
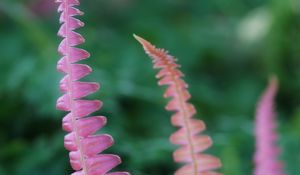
[133,34,155,54]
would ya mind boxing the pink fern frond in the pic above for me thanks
[254,77,285,175]
[134,34,222,175]
[56,1,130,175]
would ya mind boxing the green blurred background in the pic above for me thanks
[0,0,300,175]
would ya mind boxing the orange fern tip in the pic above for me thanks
[133,34,178,68]
[133,34,163,54]
[133,34,152,51]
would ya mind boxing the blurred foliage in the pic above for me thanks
[0,0,300,175]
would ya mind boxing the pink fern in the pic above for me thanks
[254,77,285,175]
[55,0,130,175]
[134,35,222,175]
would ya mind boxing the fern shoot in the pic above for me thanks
[254,77,285,175]
[134,34,222,175]
[55,0,130,174]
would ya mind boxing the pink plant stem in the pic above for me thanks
[55,0,130,175]
[254,77,285,175]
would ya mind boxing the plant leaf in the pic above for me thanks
[56,1,130,175]
[134,34,222,175]
[254,76,286,175]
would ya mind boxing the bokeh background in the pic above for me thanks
[1,0,300,175]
